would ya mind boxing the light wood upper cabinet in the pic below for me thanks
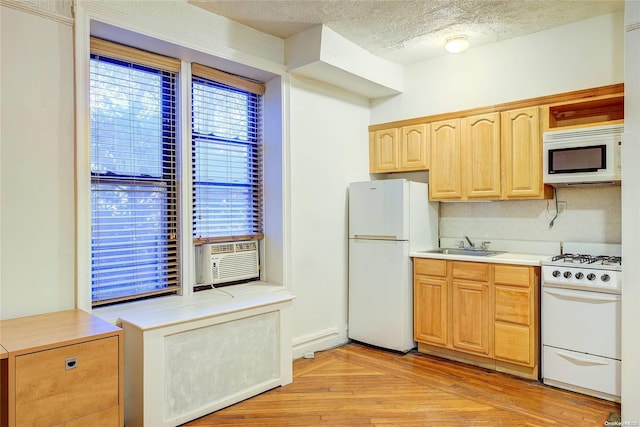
[370,85,620,200]
[369,128,399,173]
[463,113,502,199]
[429,119,462,200]
[501,107,548,199]
[400,124,429,170]
[430,114,501,201]
[370,124,429,173]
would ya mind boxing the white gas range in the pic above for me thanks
[541,242,621,402]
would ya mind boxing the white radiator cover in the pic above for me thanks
[118,286,294,427]
[163,312,279,419]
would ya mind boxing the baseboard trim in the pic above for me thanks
[292,327,348,359]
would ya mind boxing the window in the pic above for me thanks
[89,39,181,305]
[88,39,266,305]
[191,64,265,243]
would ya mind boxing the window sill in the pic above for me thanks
[93,281,294,330]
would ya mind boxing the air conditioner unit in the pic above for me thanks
[197,241,260,286]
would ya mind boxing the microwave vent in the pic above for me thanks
[544,124,624,143]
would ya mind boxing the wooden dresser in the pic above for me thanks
[0,309,123,427]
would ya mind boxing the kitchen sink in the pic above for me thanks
[418,248,507,257]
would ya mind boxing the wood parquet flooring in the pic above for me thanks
[184,342,620,426]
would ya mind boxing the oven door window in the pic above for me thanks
[548,145,606,174]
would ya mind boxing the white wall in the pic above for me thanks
[622,0,640,421]
[0,5,75,319]
[287,75,370,356]
[371,11,624,123]
[441,186,622,244]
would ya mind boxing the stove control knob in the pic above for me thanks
[601,274,611,282]
[575,272,584,280]
[552,270,561,278]
[587,273,596,281]
[563,271,572,279]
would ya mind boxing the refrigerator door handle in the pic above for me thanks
[353,235,398,240]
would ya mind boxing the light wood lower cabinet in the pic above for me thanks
[0,310,123,427]
[493,264,538,368]
[413,258,539,379]
[451,280,491,356]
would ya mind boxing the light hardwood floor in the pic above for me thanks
[184,342,620,426]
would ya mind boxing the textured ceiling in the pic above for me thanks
[189,0,623,64]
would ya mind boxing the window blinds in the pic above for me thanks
[191,64,264,243]
[90,38,180,305]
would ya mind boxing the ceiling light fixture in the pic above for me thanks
[444,36,470,54]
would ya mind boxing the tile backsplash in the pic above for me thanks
[439,186,621,245]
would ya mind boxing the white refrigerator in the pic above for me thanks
[348,179,438,352]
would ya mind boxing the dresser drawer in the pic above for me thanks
[54,406,119,427]
[15,336,119,426]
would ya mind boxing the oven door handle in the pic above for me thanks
[543,287,620,303]
[554,350,610,366]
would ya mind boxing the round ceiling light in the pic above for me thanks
[444,36,470,54]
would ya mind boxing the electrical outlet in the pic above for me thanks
[558,201,567,214]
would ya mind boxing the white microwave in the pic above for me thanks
[543,124,623,186]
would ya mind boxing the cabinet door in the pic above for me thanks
[430,119,462,200]
[414,276,448,346]
[369,128,399,173]
[502,107,543,198]
[15,337,119,426]
[400,124,429,171]
[463,113,502,198]
[451,280,491,356]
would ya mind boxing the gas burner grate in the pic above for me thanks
[551,253,622,266]
[592,255,622,266]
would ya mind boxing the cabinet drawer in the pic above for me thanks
[452,261,489,282]
[543,346,620,397]
[495,286,530,325]
[15,336,119,426]
[414,258,446,277]
[495,322,531,365]
[495,265,530,287]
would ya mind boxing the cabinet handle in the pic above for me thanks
[65,356,78,370]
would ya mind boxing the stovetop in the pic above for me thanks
[548,253,622,270]
[541,242,622,294]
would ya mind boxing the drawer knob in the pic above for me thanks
[65,356,78,370]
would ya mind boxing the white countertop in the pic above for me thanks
[410,250,552,266]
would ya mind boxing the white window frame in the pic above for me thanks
[74,2,290,312]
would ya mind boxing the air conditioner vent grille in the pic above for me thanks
[236,241,258,252]
[210,243,234,255]
[198,241,260,286]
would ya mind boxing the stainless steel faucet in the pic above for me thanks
[463,235,475,248]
